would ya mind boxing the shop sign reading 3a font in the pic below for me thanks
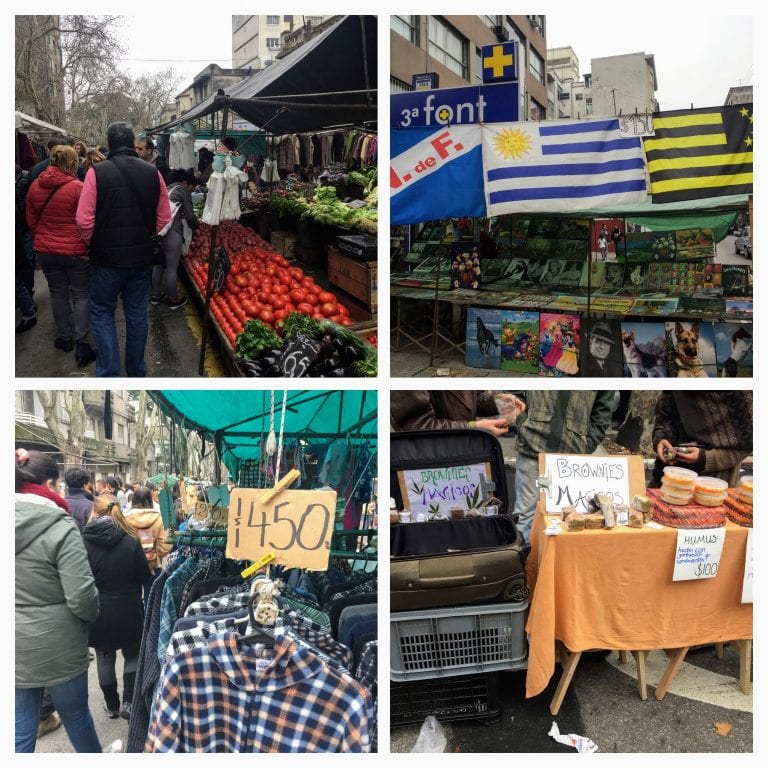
[226,488,337,570]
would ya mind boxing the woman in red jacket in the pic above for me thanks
[26,145,96,367]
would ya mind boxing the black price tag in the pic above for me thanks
[212,246,231,293]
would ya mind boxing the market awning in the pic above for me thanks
[15,110,68,135]
[150,390,376,475]
[148,15,377,136]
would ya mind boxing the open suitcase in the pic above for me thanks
[390,429,528,611]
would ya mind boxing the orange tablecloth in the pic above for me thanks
[524,513,752,698]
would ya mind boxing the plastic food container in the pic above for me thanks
[739,476,753,493]
[693,491,727,507]
[662,466,698,489]
[694,477,728,494]
[660,487,693,505]
[494,394,523,426]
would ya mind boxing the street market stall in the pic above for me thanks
[146,16,378,374]
[126,389,378,753]
[390,98,753,377]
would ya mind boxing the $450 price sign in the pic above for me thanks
[226,488,337,571]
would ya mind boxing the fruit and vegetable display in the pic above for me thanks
[183,220,376,377]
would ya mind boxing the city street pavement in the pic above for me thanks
[35,652,128,753]
[15,269,228,378]
[391,235,752,378]
[389,643,752,753]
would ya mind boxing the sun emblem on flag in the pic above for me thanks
[493,128,532,160]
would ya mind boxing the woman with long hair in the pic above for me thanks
[82,494,151,722]
[15,449,120,752]
[25,144,96,366]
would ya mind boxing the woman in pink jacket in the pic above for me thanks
[26,145,96,367]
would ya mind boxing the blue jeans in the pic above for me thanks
[90,265,152,377]
[15,671,102,753]
[512,452,541,544]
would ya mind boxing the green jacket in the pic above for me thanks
[514,391,615,460]
[15,493,99,688]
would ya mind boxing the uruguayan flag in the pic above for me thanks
[482,118,648,214]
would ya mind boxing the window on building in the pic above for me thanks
[528,47,545,84]
[475,46,482,82]
[480,15,500,28]
[18,391,35,414]
[266,15,280,25]
[391,15,419,44]
[584,74,592,88]
[117,422,124,442]
[283,15,293,23]
[391,76,413,94]
[428,17,468,79]
[530,98,545,121]
[575,93,583,100]
[266,37,280,49]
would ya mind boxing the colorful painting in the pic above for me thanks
[625,262,649,290]
[626,297,680,315]
[675,228,715,260]
[551,238,590,260]
[521,256,549,286]
[623,231,676,262]
[581,318,625,377]
[500,310,539,374]
[557,218,591,240]
[581,260,605,289]
[528,216,562,239]
[620,322,667,378]
[539,259,567,285]
[677,296,726,316]
[725,299,753,318]
[523,237,554,259]
[714,323,753,377]
[539,312,580,377]
[721,264,752,297]
[450,243,482,289]
[600,262,626,292]
[664,320,717,378]
[465,307,503,370]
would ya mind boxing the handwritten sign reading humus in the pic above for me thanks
[226,488,337,571]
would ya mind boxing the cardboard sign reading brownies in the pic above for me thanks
[536,452,646,515]
[225,487,337,571]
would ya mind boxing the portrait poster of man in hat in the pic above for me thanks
[581,318,624,376]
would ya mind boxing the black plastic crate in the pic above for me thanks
[391,672,502,726]
[336,233,377,261]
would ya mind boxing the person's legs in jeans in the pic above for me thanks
[95,649,120,712]
[160,230,183,301]
[15,273,36,319]
[120,266,151,377]
[38,253,74,343]
[40,689,55,720]
[151,263,165,299]
[512,452,541,544]
[48,671,102,752]
[67,257,92,344]
[15,685,42,752]
[90,265,124,376]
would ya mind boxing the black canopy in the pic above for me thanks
[149,15,376,135]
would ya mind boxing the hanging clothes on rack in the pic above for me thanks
[169,126,195,171]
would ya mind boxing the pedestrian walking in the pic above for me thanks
[15,448,121,753]
[63,466,94,532]
[598,232,609,261]
[82,494,151,723]
[75,121,172,377]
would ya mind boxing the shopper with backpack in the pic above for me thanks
[123,486,170,608]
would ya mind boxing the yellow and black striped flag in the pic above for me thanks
[644,104,753,204]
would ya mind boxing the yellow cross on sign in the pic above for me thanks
[484,45,513,78]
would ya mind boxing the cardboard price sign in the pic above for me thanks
[192,501,228,527]
[225,488,337,570]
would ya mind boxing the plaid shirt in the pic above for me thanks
[354,640,377,693]
[146,631,372,752]
[157,558,203,664]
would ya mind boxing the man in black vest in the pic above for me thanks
[76,122,171,376]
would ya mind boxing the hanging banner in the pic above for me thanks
[391,124,485,224]
[226,488,337,571]
[482,117,648,215]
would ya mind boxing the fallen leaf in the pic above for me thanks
[714,721,732,737]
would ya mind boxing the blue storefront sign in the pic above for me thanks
[412,72,439,91]
[392,82,519,128]
[481,42,518,83]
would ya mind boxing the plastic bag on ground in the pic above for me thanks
[548,721,598,753]
[411,716,447,753]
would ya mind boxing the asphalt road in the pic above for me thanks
[389,643,752,754]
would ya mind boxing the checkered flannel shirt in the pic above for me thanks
[146,631,372,752]
[156,558,203,665]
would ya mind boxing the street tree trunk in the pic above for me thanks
[130,390,159,481]
[37,390,88,467]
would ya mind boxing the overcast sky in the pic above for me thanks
[546,11,753,111]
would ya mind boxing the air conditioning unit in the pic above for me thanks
[491,25,509,42]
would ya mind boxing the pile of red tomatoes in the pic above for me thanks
[185,220,354,347]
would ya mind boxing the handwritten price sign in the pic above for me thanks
[225,488,337,571]
[672,528,725,582]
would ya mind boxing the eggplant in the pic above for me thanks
[239,360,264,377]
[324,366,348,377]
[262,363,283,377]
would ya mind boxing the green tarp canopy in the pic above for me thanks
[150,390,376,476]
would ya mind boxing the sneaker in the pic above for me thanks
[37,712,62,737]
[103,703,120,719]
[119,702,132,721]
[150,293,165,305]
[103,739,124,753]
[76,342,97,367]
[54,337,74,352]
[166,296,188,310]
